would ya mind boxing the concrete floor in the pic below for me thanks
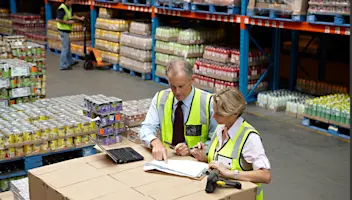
[46,53,350,200]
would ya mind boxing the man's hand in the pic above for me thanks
[151,139,168,163]
[175,143,190,156]
[79,16,85,21]
[190,142,207,162]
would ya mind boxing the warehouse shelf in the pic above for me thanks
[39,0,350,102]
[243,17,350,35]
[92,1,152,12]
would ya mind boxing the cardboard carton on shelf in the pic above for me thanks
[28,140,258,200]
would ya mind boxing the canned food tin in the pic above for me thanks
[8,147,15,158]
[32,144,41,154]
[0,149,4,160]
[32,128,41,140]
[58,139,65,149]
[50,124,58,139]
[81,135,89,145]
[4,132,15,145]
[50,140,57,151]
[66,122,75,135]
[16,147,24,157]
[23,130,32,141]
[41,142,49,152]
[74,122,82,134]
[24,145,32,155]
[65,137,73,148]
[0,134,4,148]
[82,121,90,132]
[90,133,97,141]
[74,136,82,146]
[58,124,66,137]
[90,121,97,130]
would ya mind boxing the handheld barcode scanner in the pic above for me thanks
[205,169,242,193]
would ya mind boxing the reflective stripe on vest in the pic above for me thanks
[57,4,73,31]
[207,122,264,200]
[156,88,211,148]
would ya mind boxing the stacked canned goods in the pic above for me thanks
[83,95,123,146]
[0,94,98,161]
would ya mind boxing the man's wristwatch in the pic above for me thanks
[233,170,240,179]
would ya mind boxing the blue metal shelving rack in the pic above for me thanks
[29,0,352,103]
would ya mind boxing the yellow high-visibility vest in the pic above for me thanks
[208,121,264,200]
[56,3,72,31]
[156,88,211,148]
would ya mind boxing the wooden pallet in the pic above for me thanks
[191,3,240,15]
[247,8,305,22]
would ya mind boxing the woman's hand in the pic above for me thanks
[190,142,208,162]
[209,161,232,177]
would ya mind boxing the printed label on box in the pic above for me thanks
[11,67,30,77]
[11,87,30,98]
[0,78,10,88]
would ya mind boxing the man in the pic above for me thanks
[56,0,84,70]
[139,59,217,162]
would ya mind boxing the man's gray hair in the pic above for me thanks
[165,58,194,79]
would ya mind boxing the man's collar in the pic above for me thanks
[173,86,195,108]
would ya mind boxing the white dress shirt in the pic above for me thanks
[139,86,218,150]
[214,117,271,170]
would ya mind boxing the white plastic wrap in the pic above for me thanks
[120,32,152,50]
[95,18,129,32]
[120,46,152,62]
[95,39,120,54]
[119,56,152,73]
[129,21,152,36]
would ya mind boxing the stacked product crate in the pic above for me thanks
[119,21,153,76]
[0,8,12,36]
[11,13,46,45]
[193,45,269,93]
[256,89,313,117]
[121,98,153,144]
[154,27,222,79]
[0,36,46,106]
[94,9,129,65]
[82,95,124,145]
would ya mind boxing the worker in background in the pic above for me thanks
[139,59,218,162]
[56,0,84,70]
[190,88,271,200]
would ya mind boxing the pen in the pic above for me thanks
[164,141,175,149]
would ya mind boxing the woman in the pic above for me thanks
[190,88,271,200]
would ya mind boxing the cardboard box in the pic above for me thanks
[29,140,258,200]
[0,191,14,200]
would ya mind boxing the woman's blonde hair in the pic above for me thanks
[213,88,247,117]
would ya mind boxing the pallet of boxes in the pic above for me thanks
[247,0,308,21]
[119,20,153,80]
[94,8,126,67]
